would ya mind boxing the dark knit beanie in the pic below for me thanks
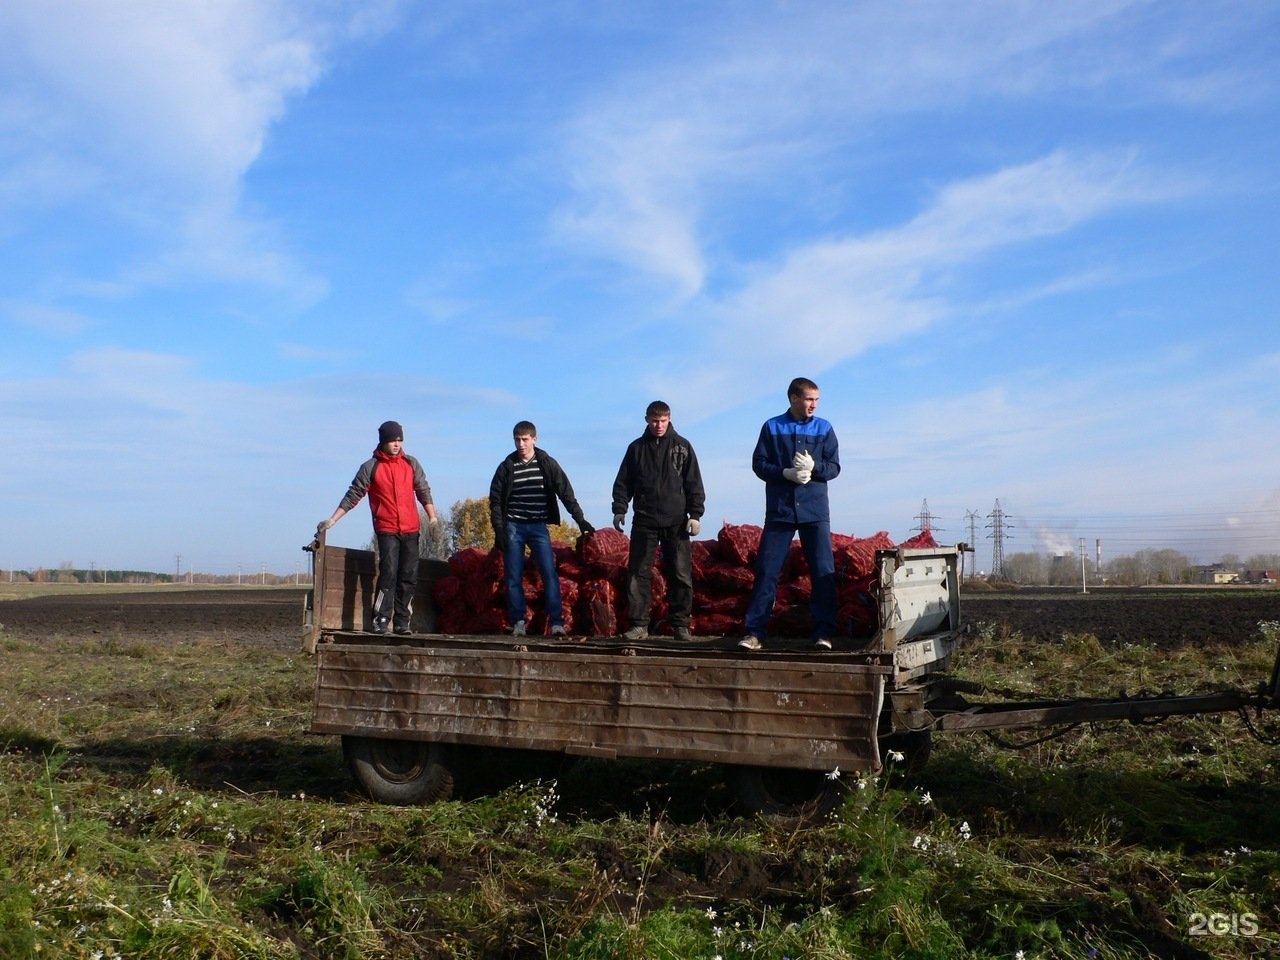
[378,420,404,443]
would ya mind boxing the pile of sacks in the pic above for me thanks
[432,523,938,639]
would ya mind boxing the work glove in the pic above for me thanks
[782,467,801,484]
[794,449,815,472]
[795,468,811,484]
[613,514,626,532]
[316,518,334,535]
[579,520,596,535]
[686,518,701,536]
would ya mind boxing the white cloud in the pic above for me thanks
[0,1,399,298]
[549,0,1257,298]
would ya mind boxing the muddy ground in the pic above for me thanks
[2,584,1276,649]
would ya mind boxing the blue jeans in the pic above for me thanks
[504,521,563,627]
[743,520,836,639]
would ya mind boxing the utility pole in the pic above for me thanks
[175,555,182,582]
[986,500,1012,580]
[1079,538,1088,594]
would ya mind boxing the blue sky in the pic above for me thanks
[2,0,1279,577]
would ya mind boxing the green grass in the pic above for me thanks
[1,616,1278,958]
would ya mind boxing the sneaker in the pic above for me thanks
[672,627,692,642]
[813,637,834,651]
[393,624,413,636]
[622,625,649,641]
[511,620,527,637]
[550,625,566,636]
[737,634,762,651]
[371,618,390,635]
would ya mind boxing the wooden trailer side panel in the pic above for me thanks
[305,538,447,650]
[312,642,890,772]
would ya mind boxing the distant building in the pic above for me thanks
[1194,564,1240,585]
[1243,569,1278,584]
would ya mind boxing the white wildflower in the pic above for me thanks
[959,821,972,840]
[826,766,841,780]
[887,749,905,763]
[918,790,933,805]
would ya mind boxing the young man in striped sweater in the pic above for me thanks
[489,421,595,636]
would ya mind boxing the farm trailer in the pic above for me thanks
[301,535,1280,818]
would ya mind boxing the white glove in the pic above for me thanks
[782,467,801,484]
[316,518,334,534]
[794,450,815,472]
[795,468,811,484]
[686,518,701,536]
[613,514,626,532]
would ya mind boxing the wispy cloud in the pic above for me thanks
[0,1,399,300]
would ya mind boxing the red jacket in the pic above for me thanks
[338,448,434,535]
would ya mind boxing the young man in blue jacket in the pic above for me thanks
[739,378,840,651]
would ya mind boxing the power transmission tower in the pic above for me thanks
[986,500,1012,580]
[912,498,942,538]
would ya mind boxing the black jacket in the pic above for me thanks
[489,448,590,546]
[611,426,705,529]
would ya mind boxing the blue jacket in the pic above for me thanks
[752,411,840,525]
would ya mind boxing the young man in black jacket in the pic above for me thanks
[611,401,706,641]
[490,421,594,636]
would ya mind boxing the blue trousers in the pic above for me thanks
[504,520,563,627]
[743,520,836,639]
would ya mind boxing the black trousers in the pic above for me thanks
[373,532,420,629]
[626,524,693,629]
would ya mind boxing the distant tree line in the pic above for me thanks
[1,568,311,586]
[997,550,1280,586]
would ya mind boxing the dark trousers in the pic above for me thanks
[373,532,420,629]
[744,520,836,639]
[627,524,693,629]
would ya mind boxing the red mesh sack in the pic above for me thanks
[579,528,630,575]
[833,531,894,580]
[701,562,755,593]
[898,529,938,549]
[718,523,761,566]
[464,608,508,634]
[691,539,716,579]
[437,605,465,633]
[694,593,748,616]
[776,577,811,606]
[838,595,878,639]
[577,579,617,637]
[462,575,501,614]
[780,538,806,581]
[768,604,813,638]
[432,574,463,612]
[692,613,739,636]
[448,546,491,579]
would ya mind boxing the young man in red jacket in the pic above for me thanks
[318,420,438,635]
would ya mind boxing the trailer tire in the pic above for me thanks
[727,765,845,822]
[342,736,454,805]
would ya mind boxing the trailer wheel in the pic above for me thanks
[727,765,845,822]
[342,736,454,805]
